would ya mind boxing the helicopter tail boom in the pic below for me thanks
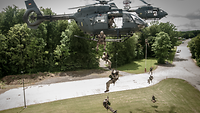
[23,0,44,29]
[23,0,74,29]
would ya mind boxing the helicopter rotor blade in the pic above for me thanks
[140,0,151,5]
[68,3,97,10]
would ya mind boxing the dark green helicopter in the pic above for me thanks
[23,0,167,42]
[129,0,168,20]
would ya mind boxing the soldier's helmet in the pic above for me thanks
[100,31,104,34]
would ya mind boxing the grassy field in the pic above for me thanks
[117,59,157,74]
[1,78,200,113]
[116,46,177,74]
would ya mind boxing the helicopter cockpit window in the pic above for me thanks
[95,14,107,23]
[131,15,144,25]
[123,14,134,23]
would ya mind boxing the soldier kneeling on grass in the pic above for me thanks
[105,70,119,93]
[151,95,156,103]
[103,96,117,113]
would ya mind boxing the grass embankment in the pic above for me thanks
[1,78,200,113]
[117,59,157,74]
[117,47,177,74]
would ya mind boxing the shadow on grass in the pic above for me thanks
[17,107,25,113]
[117,60,142,71]
[151,105,158,108]
[154,106,176,113]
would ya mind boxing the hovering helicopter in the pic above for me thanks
[129,0,168,20]
[23,0,167,42]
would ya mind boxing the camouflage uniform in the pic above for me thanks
[102,52,112,69]
[105,70,119,92]
[96,31,106,51]
[108,17,115,28]
[147,67,154,84]
[103,97,117,113]
[147,75,153,84]
[151,95,156,103]
[149,67,153,75]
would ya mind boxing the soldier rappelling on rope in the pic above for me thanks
[147,66,154,84]
[102,52,112,69]
[105,70,119,93]
[103,96,117,113]
[96,31,106,51]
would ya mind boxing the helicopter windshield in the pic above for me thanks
[123,14,134,23]
[131,14,145,25]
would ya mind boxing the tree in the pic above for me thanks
[0,34,8,77]
[0,5,25,35]
[106,34,137,67]
[54,20,98,71]
[152,32,172,64]
[188,34,200,66]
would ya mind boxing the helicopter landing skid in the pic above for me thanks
[74,35,130,42]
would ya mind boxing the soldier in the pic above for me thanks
[147,75,154,84]
[102,52,112,69]
[147,66,154,84]
[151,95,156,103]
[103,96,117,113]
[105,70,119,92]
[149,66,153,75]
[96,31,106,51]
[108,17,115,28]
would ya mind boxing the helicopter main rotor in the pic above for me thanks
[68,0,113,10]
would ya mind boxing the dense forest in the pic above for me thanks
[0,5,199,78]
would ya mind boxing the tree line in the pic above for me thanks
[188,34,200,66]
[0,5,183,78]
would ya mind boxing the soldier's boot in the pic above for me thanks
[114,110,117,113]
[104,90,109,93]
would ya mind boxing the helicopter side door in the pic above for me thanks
[122,14,137,28]
[93,14,108,30]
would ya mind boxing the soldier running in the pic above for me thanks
[96,31,106,51]
[103,96,117,113]
[102,52,112,69]
[105,70,119,92]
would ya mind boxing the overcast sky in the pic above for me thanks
[0,0,200,31]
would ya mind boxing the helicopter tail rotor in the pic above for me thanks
[23,0,44,29]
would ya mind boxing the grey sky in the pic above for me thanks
[0,0,200,31]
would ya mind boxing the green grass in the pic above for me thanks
[1,78,200,113]
[117,59,157,74]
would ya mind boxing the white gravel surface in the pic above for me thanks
[0,39,199,111]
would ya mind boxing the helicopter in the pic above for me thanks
[128,0,168,20]
[23,0,167,42]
